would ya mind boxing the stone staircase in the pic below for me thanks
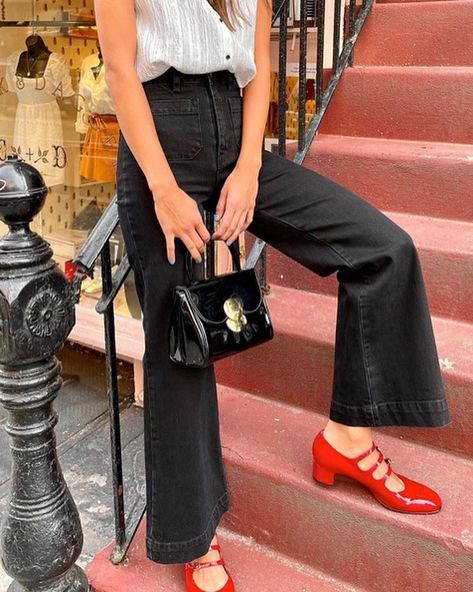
[86,1,473,590]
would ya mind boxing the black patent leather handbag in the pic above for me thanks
[169,235,274,369]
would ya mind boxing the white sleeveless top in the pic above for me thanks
[134,0,257,88]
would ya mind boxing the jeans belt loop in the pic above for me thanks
[171,68,182,92]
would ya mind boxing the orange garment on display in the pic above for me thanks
[79,113,119,183]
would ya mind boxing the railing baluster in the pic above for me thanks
[333,0,342,73]
[316,0,326,113]
[298,0,308,152]
[277,0,289,158]
[349,0,357,66]
[100,241,126,562]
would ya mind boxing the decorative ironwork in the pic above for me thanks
[25,289,68,337]
[0,156,88,592]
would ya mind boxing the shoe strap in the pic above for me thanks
[383,462,393,479]
[365,447,394,479]
[186,558,225,571]
[210,544,221,551]
[351,441,377,463]
[366,448,384,473]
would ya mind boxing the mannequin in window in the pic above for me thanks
[6,35,75,186]
[76,44,119,183]
[15,35,52,79]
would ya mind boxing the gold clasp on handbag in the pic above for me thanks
[223,296,247,332]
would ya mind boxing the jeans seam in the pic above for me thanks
[146,489,229,551]
[253,209,355,271]
[207,77,222,183]
[358,272,377,424]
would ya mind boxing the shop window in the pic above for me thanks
[0,0,139,321]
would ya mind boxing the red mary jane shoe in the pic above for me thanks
[312,428,442,514]
[184,542,235,592]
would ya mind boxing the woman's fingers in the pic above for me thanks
[155,188,212,265]
[213,207,239,242]
[214,191,228,222]
[226,209,249,245]
[165,228,205,266]
[179,231,205,263]
[187,227,206,256]
[164,232,176,265]
[245,207,254,228]
[195,218,211,244]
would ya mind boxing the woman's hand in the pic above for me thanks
[153,182,211,265]
[212,162,260,244]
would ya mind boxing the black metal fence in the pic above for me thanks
[71,0,374,563]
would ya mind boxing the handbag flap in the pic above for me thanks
[178,268,263,325]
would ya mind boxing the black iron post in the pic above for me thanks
[0,156,88,592]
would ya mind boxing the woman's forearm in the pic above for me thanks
[236,0,272,172]
[106,67,177,198]
[238,66,271,171]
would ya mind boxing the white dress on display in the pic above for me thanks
[6,50,75,187]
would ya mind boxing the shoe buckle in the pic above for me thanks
[186,559,223,571]
[187,561,205,571]
[192,563,204,571]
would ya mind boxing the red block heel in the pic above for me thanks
[312,460,335,486]
[312,428,442,514]
[184,538,235,592]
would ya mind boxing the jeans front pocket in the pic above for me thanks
[226,94,243,150]
[149,96,203,162]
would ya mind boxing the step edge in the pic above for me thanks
[348,65,473,74]
[311,133,473,154]
[371,0,473,9]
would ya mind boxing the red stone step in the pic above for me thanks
[218,388,473,592]
[318,66,473,144]
[86,522,361,592]
[86,387,473,591]
[355,1,473,66]
[264,210,473,324]
[299,134,473,223]
[215,286,473,458]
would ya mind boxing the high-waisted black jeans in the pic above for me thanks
[116,67,451,565]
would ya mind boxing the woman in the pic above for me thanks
[94,1,451,590]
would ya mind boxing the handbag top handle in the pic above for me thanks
[185,213,242,284]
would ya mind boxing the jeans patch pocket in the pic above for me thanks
[227,94,243,148]
[149,96,203,162]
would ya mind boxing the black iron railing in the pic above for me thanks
[71,0,374,564]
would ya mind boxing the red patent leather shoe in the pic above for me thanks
[184,541,235,592]
[312,428,442,514]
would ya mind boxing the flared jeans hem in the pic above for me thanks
[145,490,230,564]
[329,397,451,427]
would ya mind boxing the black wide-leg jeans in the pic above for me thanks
[116,67,451,565]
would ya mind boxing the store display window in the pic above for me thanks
[0,0,140,321]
